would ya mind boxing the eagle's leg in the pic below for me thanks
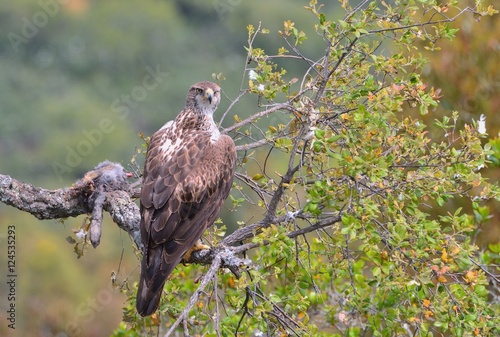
[182,240,210,261]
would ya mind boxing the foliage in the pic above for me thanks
[415,1,500,248]
[111,1,499,336]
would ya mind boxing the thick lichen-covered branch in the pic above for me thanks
[0,174,85,219]
[0,161,142,249]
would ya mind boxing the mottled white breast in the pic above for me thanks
[158,121,181,158]
[209,120,221,143]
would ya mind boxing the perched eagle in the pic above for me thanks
[136,81,236,317]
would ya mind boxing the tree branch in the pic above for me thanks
[222,103,292,134]
[0,162,142,249]
[0,174,85,219]
[0,161,259,278]
[164,253,222,337]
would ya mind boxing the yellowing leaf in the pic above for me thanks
[252,173,264,181]
[381,250,388,260]
[151,313,160,325]
[423,299,431,308]
[437,275,447,283]
[441,248,450,263]
[464,270,478,285]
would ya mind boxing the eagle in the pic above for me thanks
[136,81,236,317]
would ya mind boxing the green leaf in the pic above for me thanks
[314,128,325,139]
[319,13,326,25]
[474,285,488,297]
[488,243,500,253]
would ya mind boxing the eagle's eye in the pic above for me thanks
[196,88,204,95]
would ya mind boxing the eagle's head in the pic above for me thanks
[187,81,221,116]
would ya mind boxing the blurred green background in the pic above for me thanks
[0,1,497,336]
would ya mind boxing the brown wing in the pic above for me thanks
[136,129,236,316]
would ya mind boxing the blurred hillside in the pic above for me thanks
[0,1,497,336]
[0,0,339,186]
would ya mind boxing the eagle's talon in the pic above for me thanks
[182,240,211,261]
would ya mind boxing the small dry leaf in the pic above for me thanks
[440,266,450,275]
[441,248,451,263]
[464,270,478,285]
[228,276,235,288]
[151,313,160,325]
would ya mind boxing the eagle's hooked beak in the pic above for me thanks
[205,88,214,104]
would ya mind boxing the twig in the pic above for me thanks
[213,276,221,337]
[366,7,476,35]
[469,257,500,283]
[230,214,342,255]
[235,138,271,152]
[235,288,252,335]
[164,254,222,337]
[219,89,250,127]
[223,103,291,134]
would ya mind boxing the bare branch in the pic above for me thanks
[235,138,272,152]
[219,89,250,127]
[230,214,342,255]
[164,253,222,337]
[222,103,292,134]
[366,7,476,35]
